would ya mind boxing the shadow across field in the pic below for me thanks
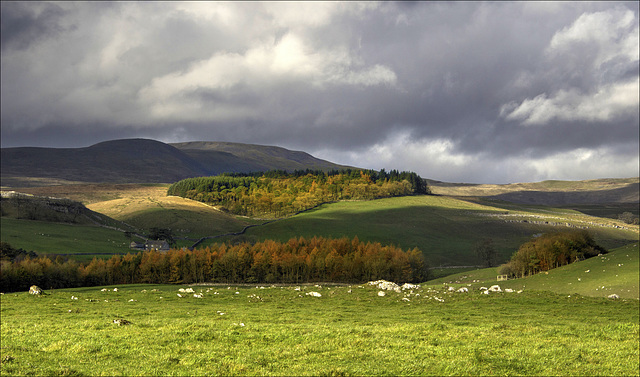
[487,183,639,206]
[217,196,637,267]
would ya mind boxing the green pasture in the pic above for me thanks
[117,207,256,242]
[428,243,640,299]
[1,282,637,376]
[217,195,638,267]
[0,218,132,261]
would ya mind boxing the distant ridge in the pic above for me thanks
[428,178,639,205]
[0,138,350,187]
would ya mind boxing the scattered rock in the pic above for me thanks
[607,294,620,300]
[368,280,402,293]
[306,291,322,297]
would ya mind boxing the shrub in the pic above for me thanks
[499,231,606,278]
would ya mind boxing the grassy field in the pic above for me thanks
[0,218,132,261]
[221,195,638,267]
[1,280,637,376]
[429,243,640,300]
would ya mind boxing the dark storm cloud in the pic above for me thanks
[0,2,68,51]
[1,2,638,183]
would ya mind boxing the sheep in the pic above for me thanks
[608,294,620,300]
[306,292,322,297]
[456,287,469,293]
[29,285,43,295]
[488,285,502,293]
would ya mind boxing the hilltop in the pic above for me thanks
[0,139,349,187]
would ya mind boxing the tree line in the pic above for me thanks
[167,169,429,217]
[498,231,606,278]
[0,237,429,292]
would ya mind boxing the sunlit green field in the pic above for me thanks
[0,218,131,261]
[227,195,638,266]
[1,282,637,376]
[429,243,640,300]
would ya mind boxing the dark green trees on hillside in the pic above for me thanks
[167,169,429,217]
[499,231,606,278]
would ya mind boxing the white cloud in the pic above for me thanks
[138,30,397,121]
[548,8,638,65]
[313,132,477,181]
[525,147,639,182]
[501,77,639,125]
[501,8,639,127]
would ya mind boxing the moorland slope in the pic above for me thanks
[429,178,639,205]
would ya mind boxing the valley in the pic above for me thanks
[2,178,637,274]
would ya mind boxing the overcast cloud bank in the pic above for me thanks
[1,2,638,183]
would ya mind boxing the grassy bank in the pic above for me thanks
[428,243,639,299]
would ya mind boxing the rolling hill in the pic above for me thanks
[0,138,349,187]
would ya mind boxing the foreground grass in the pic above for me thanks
[1,282,638,376]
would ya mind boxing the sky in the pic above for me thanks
[1,2,638,184]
